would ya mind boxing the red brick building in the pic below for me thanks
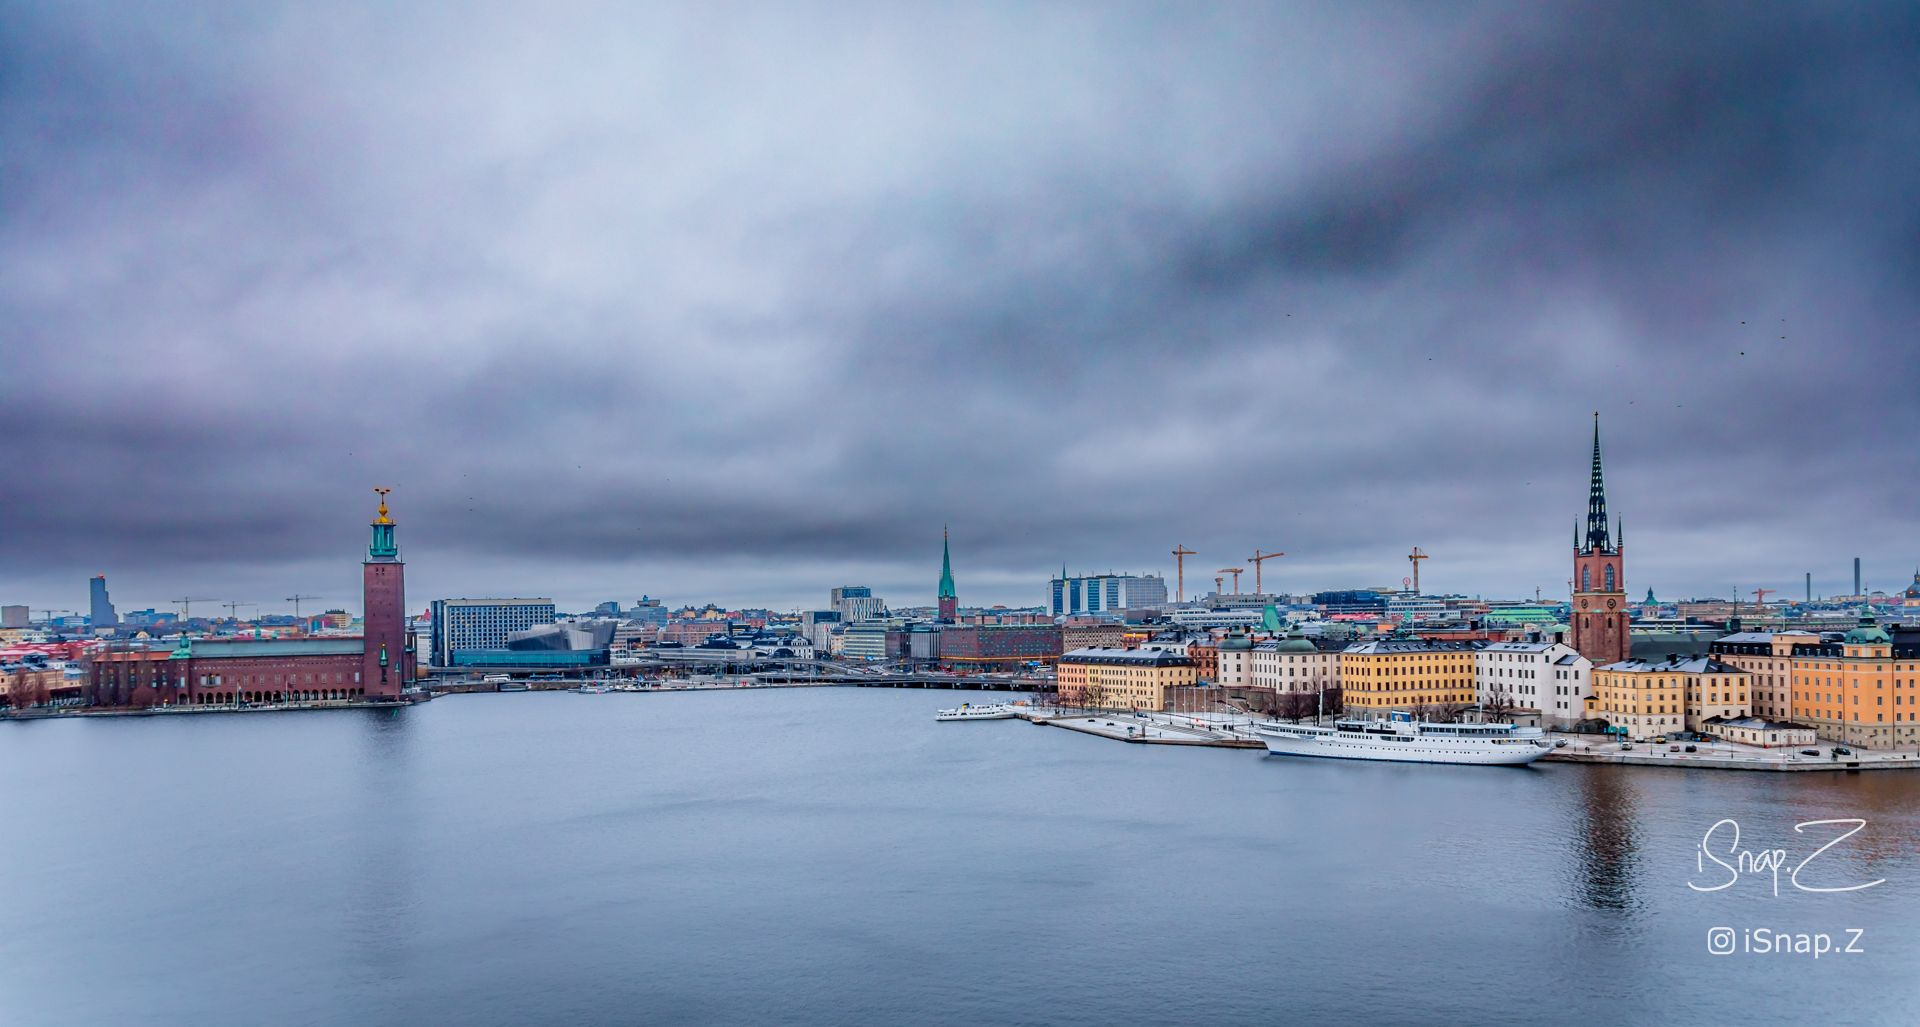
[85,490,417,708]
[937,624,1063,668]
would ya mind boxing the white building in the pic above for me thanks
[1049,574,1168,616]
[429,598,557,667]
[1215,635,1341,694]
[1474,640,1591,729]
[840,620,897,661]
[1168,607,1263,630]
[830,586,886,624]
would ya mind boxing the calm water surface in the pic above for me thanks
[4,688,1918,1026]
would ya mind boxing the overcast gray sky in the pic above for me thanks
[3,1,1917,617]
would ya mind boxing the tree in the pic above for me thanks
[1435,701,1472,724]
[1276,691,1315,722]
[1482,685,1518,723]
[1320,687,1344,719]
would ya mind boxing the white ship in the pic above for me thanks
[936,701,1020,722]
[1257,711,1550,766]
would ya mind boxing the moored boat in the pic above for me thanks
[1257,711,1549,766]
[936,701,1019,722]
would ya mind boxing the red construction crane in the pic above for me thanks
[1172,545,1197,602]
[1217,567,1244,594]
[1751,587,1776,607]
[1248,549,1285,595]
[1407,547,1430,594]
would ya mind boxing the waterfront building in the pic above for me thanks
[1705,717,1817,748]
[1339,639,1479,714]
[1709,630,1820,720]
[1056,646,1196,711]
[1215,627,1342,695]
[840,619,899,661]
[86,490,415,707]
[1589,656,1749,740]
[428,598,556,667]
[935,624,1062,668]
[1784,612,1920,749]
[937,529,958,622]
[1474,640,1592,730]
[88,575,117,628]
[830,586,885,624]
[1569,414,1630,666]
[1049,573,1168,617]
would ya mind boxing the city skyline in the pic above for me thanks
[4,3,1917,612]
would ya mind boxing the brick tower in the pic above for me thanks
[1570,415,1630,666]
[361,487,408,699]
[937,526,958,622]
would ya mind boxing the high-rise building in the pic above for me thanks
[1569,414,1630,666]
[1049,573,1168,617]
[429,597,557,666]
[89,575,117,628]
[1,605,27,629]
[937,527,958,622]
[830,586,885,624]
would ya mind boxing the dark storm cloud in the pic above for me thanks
[3,0,1917,614]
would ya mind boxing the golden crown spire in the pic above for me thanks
[373,486,393,524]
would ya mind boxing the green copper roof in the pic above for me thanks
[1261,603,1282,632]
[1845,609,1892,645]
[938,527,956,599]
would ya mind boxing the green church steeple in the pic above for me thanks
[938,526,956,600]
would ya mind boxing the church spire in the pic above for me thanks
[1584,413,1613,552]
[938,526,956,600]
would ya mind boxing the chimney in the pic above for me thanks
[1855,557,1862,597]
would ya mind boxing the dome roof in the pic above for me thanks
[1845,610,1892,645]
[1905,569,1920,600]
[1273,626,1317,653]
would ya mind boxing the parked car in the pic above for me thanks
[1621,742,1635,750]
[1833,746,1854,756]
[1800,748,1821,756]
[1669,745,1680,752]
[1684,745,1698,753]
[1653,735,1669,744]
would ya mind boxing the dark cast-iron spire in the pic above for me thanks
[1584,412,1613,553]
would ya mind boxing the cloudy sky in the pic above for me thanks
[3,1,1917,617]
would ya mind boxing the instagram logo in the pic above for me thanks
[1707,927,1736,955]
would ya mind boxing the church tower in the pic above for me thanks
[1570,415,1630,666]
[362,487,408,699]
[937,526,958,622]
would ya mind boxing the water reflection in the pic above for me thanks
[1572,767,1641,912]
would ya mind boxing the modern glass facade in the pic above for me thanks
[429,598,557,666]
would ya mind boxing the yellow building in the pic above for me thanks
[1711,630,1819,720]
[1056,646,1196,711]
[1788,613,1920,749]
[1712,613,1920,749]
[1590,656,1750,741]
[1338,639,1476,715]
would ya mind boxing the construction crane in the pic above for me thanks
[173,597,219,620]
[1216,567,1244,594]
[222,601,256,622]
[1407,547,1430,594]
[1752,587,1776,608]
[1172,545,1197,602]
[1248,549,1285,595]
[1213,575,1225,596]
[36,609,74,624]
[286,594,322,620]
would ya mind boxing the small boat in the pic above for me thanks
[936,702,1018,722]
[576,683,613,694]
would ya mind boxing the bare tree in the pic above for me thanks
[1320,687,1344,719]
[1435,702,1472,724]
[1277,691,1315,722]
[1481,685,1518,723]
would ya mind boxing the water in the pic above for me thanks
[3,688,1918,1026]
